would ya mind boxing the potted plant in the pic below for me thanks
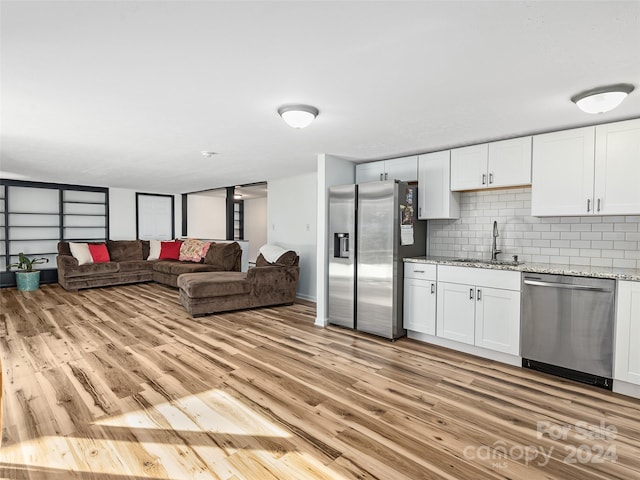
[7,253,49,291]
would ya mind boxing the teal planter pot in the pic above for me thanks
[15,271,41,291]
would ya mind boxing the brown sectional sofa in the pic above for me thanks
[178,250,299,316]
[57,240,241,291]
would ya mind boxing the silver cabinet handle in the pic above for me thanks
[431,283,435,294]
[385,172,388,180]
[419,207,422,217]
[469,288,474,300]
[477,288,482,301]
[489,173,494,184]
[413,270,425,273]
[597,198,601,212]
[379,173,384,181]
[482,174,486,185]
[587,198,591,212]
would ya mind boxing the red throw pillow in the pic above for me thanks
[159,240,183,260]
[88,243,111,263]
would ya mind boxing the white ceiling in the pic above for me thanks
[2,1,639,194]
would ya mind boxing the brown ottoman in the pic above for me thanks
[177,262,300,317]
[178,271,251,316]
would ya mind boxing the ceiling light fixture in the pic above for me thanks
[201,151,217,157]
[571,84,635,114]
[277,104,319,129]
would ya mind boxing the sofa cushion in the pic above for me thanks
[107,240,143,261]
[69,242,93,265]
[256,251,299,267]
[146,240,161,260]
[204,242,241,270]
[118,260,155,273]
[88,243,110,263]
[179,238,211,262]
[159,240,182,260]
[153,260,180,274]
[63,261,120,278]
[178,272,250,298]
[168,263,224,275]
[58,242,72,256]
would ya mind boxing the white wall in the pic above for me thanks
[187,194,226,239]
[268,172,318,301]
[109,188,182,240]
[244,196,267,264]
[315,154,356,326]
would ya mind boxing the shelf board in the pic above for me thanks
[63,213,106,217]
[7,211,59,215]
[63,201,106,205]
[7,238,60,241]
[8,225,60,228]
[63,226,106,229]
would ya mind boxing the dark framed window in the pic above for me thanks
[136,193,175,240]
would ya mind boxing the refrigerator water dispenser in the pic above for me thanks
[334,233,350,258]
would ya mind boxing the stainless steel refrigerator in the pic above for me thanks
[328,180,426,339]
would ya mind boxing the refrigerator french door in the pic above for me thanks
[357,181,425,339]
[327,184,357,328]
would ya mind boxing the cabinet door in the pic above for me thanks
[418,151,460,219]
[385,155,418,182]
[450,144,488,191]
[614,281,640,385]
[531,126,595,216]
[403,277,436,335]
[356,161,385,183]
[474,287,521,355]
[488,136,532,188]
[594,118,640,215]
[436,281,475,345]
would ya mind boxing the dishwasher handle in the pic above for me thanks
[523,279,613,292]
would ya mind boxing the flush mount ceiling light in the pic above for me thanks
[201,151,217,157]
[277,104,319,129]
[571,84,635,114]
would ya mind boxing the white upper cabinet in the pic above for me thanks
[355,161,386,183]
[450,144,488,190]
[417,151,460,219]
[451,137,532,191]
[531,126,595,216]
[356,156,418,183]
[532,118,640,216]
[488,136,532,189]
[594,119,640,215]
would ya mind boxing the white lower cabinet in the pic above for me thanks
[436,266,521,355]
[403,263,437,335]
[474,286,521,355]
[614,281,640,385]
[436,281,475,344]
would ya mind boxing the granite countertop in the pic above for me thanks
[404,256,640,282]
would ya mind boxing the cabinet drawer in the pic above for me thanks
[404,262,436,280]
[438,265,521,291]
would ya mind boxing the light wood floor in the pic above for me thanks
[1,283,639,480]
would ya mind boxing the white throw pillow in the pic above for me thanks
[69,242,94,266]
[147,239,162,260]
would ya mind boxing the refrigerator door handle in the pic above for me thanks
[431,283,435,294]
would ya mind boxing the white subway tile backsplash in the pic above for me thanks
[581,232,602,241]
[427,187,640,268]
[614,223,638,232]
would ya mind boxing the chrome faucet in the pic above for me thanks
[491,220,502,261]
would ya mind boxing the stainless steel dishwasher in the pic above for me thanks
[521,272,615,389]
